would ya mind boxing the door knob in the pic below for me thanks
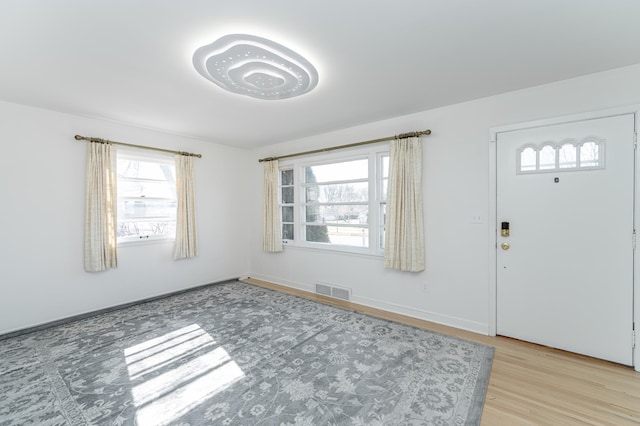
[501,242,510,250]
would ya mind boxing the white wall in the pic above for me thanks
[249,63,640,334]
[4,63,640,339]
[0,101,252,334]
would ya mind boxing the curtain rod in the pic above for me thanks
[257,129,431,163]
[74,134,202,158]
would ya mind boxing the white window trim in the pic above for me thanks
[279,146,389,257]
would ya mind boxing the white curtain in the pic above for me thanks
[85,142,118,272]
[174,154,198,260]
[263,159,283,252]
[384,137,425,272]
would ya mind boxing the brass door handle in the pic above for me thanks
[501,242,510,250]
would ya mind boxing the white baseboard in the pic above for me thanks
[247,273,489,335]
[352,294,488,335]
[248,273,316,293]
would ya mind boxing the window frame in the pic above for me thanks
[278,146,389,256]
[116,147,177,245]
[279,167,295,243]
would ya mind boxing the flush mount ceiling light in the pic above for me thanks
[193,34,318,100]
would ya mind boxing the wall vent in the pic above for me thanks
[315,281,351,301]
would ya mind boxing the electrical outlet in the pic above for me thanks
[471,214,483,224]
[422,281,429,293]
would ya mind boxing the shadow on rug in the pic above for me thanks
[0,280,494,425]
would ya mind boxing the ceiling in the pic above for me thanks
[2,1,640,149]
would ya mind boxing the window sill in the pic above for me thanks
[118,238,175,247]
[281,242,384,260]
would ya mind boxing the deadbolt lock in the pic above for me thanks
[501,221,510,237]
[501,242,510,250]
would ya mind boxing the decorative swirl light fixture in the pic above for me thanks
[193,34,319,100]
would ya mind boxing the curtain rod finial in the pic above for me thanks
[74,135,83,140]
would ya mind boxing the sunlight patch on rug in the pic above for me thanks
[125,324,245,426]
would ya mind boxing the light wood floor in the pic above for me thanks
[243,278,640,425]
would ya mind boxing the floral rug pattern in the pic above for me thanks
[0,280,493,425]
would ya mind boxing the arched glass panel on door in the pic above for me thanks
[558,143,577,169]
[539,145,556,170]
[579,141,600,168]
[519,147,537,172]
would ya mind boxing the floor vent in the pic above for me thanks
[315,282,351,301]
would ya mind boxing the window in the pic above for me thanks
[516,137,604,174]
[519,147,536,172]
[280,168,295,241]
[559,143,577,168]
[379,154,389,250]
[279,148,388,255]
[304,158,369,247]
[539,145,556,170]
[580,141,600,167]
[117,149,177,243]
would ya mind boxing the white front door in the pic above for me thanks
[496,114,635,365]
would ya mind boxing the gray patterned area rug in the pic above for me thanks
[0,280,494,425]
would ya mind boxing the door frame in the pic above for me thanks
[488,105,639,371]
